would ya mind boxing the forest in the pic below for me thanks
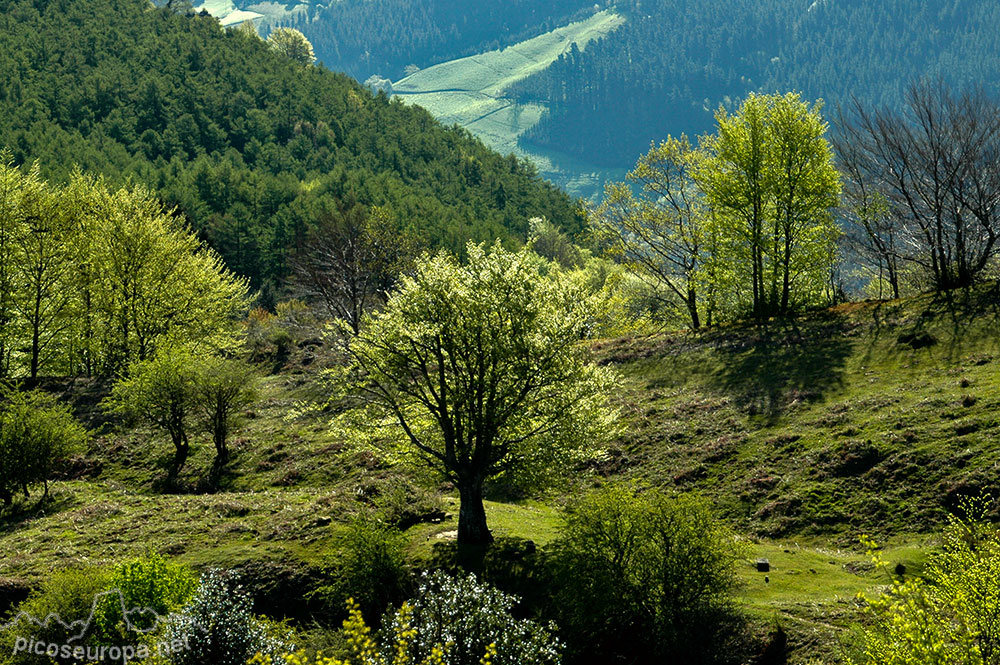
[281,0,597,81]
[0,0,581,292]
[509,0,1000,165]
[3,2,1000,665]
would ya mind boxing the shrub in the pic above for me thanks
[314,516,411,625]
[93,552,197,645]
[0,567,110,664]
[105,345,198,467]
[382,570,561,665]
[0,386,88,506]
[190,355,258,463]
[250,599,452,665]
[160,569,291,665]
[849,498,1000,665]
[548,484,743,664]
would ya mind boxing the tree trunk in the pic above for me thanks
[457,479,492,545]
[686,285,700,330]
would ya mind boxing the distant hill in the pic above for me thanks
[0,0,582,289]
[276,0,598,81]
[510,0,1000,166]
[259,0,1000,194]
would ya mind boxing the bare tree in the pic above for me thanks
[837,82,1000,291]
[291,205,415,334]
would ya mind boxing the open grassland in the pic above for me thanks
[392,10,626,198]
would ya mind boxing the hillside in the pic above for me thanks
[0,0,582,289]
[257,0,1000,195]
[390,10,626,199]
[511,0,1000,166]
[3,286,999,662]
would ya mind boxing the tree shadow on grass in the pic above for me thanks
[695,313,856,422]
[0,491,78,535]
[862,282,1000,365]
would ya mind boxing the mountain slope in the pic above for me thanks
[0,0,582,288]
[510,0,1000,166]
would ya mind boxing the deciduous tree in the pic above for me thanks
[697,92,841,319]
[344,242,615,545]
[836,82,1000,291]
[591,136,708,329]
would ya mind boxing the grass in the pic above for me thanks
[392,10,626,199]
[593,286,1000,541]
[4,285,1000,662]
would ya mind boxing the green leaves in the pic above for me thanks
[699,92,842,318]
[0,386,88,507]
[343,242,616,542]
[852,500,1000,665]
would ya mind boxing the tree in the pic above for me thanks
[548,484,744,664]
[0,387,88,507]
[697,92,841,319]
[836,82,1000,291]
[344,242,614,545]
[850,499,1000,665]
[9,163,75,380]
[86,180,250,374]
[291,205,416,335]
[106,345,199,469]
[591,136,708,329]
[191,355,257,464]
[267,28,315,66]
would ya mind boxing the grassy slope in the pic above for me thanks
[392,10,627,199]
[3,286,1000,662]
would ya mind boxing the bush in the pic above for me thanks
[313,516,411,626]
[548,484,743,664]
[250,599,451,665]
[94,552,197,645]
[849,498,1000,665]
[382,570,561,665]
[105,345,198,467]
[0,386,87,506]
[190,355,258,463]
[0,567,110,664]
[160,568,291,665]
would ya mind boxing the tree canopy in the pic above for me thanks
[343,242,615,544]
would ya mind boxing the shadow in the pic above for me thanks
[695,313,855,421]
[0,491,78,535]
[862,281,1000,366]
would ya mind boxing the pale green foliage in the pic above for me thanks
[94,553,197,645]
[0,386,88,506]
[851,500,1000,665]
[106,344,199,464]
[190,354,258,462]
[591,136,710,329]
[697,92,841,318]
[267,28,315,66]
[381,571,561,665]
[83,178,250,371]
[0,160,249,378]
[343,242,616,542]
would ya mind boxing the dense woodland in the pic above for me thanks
[280,0,597,81]
[509,0,1000,165]
[0,0,581,291]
